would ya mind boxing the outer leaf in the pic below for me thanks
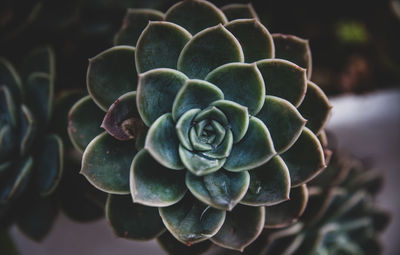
[221,4,258,20]
[102,91,145,141]
[22,46,55,80]
[176,108,201,151]
[0,57,22,103]
[256,96,306,153]
[272,34,312,79]
[186,170,250,210]
[178,24,244,79]
[158,231,212,255]
[106,194,165,240]
[35,134,63,196]
[264,185,308,228]
[281,128,326,187]
[159,195,226,245]
[165,0,227,35]
[179,145,226,176]
[18,105,36,156]
[68,96,104,153]
[145,113,183,170]
[241,156,290,206]
[172,80,223,121]
[87,46,137,111]
[298,81,331,135]
[130,149,187,207]
[211,205,265,251]
[224,117,276,172]
[206,63,265,115]
[135,21,191,73]
[0,85,17,127]
[114,8,164,46]
[225,19,274,62]
[137,68,188,126]
[257,59,307,107]
[81,132,136,194]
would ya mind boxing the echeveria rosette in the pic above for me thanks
[68,0,331,253]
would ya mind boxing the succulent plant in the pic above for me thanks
[68,0,331,252]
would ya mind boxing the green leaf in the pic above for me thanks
[0,125,16,162]
[176,108,201,151]
[221,4,258,20]
[114,8,164,46]
[165,0,227,35]
[211,100,249,143]
[241,156,290,206]
[186,170,249,210]
[87,46,137,111]
[211,205,265,251]
[145,113,183,170]
[137,68,188,126]
[0,86,17,127]
[172,80,223,121]
[159,195,226,245]
[35,134,63,197]
[225,19,274,62]
[0,57,22,103]
[81,132,136,194]
[135,21,191,73]
[0,156,33,204]
[264,185,308,228]
[18,105,36,156]
[272,34,312,79]
[257,59,307,107]
[203,129,233,159]
[22,46,55,80]
[106,194,165,240]
[206,63,265,115]
[102,91,145,141]
[256,96,306,153]
[68,96,104,153]
[131,149,187,207]
[281,128,326,186]
[298,81,331,135]
[0,230,19,255]
[17,197,58,242]
[179,145,226,176]
[178,24,244,79]
[158,231,212,255]
[224,117,276,172]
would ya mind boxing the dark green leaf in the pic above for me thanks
[0,58,22,103]
[22,46,55,80]
[0,125,16,162]
[179,145,226,176]
[18,105,36,155]
[0,86,17,127]
[221,4,258,20]
[158,231,212,255]
[176,108,201,151]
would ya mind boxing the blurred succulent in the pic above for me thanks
[68,0,331,252]
[214,151,390,255]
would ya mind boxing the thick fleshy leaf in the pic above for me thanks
[224,117,276,172]
[186,170,249,210]
[194,106,228,126]
[0,125,16,162]
[178,24,244,79]
[206,63,265,115]
[211,100,249,143]
[179,145,226,176]
[165,0,227,35]
[135,21,191,73]
[68,96,104,152]
[145,113,183,169]
[18,105,36,155]
[225,19,274,62]
[256,96,306,153]
[81,132,136,194]
[264,185,308,228]
[0,86,17,127]
[102,91,145,141]
[176,108,201,151]
[158,231,212,255]
[87,46,137,111]
[211,205,265,251]
[221,4,258,20]
[137,68,188,126]
[130,149,186,207]
[203,129,233,159]
[281,127,326,187]
[272,34,312,78]
[22,46,55,79]
[106,194,165,240]
[172,80,223,121]
[0,57,22,102]
[17,197,58,242]
[159,195,226,245]
[0,156,33,204]
[241,156,290,206]
[298,81,331,135]
[257,59,307,107]
[114,8,164,46]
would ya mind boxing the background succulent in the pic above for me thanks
[68,0,331,252]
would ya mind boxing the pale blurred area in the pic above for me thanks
[11,89,400,255]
